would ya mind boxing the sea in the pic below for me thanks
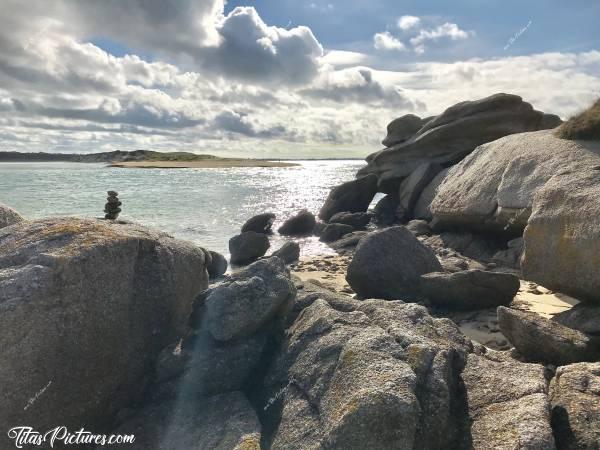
[0,160,372,258]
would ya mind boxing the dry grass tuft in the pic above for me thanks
[556,98,600,140]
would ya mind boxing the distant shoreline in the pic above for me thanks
[109,159,300,169]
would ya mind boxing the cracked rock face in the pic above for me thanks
[461,351,555,450]
[259,293,472,450]
[550,362,600,450]
[0,218,208,447]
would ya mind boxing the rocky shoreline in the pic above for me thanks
[0,92,599,449]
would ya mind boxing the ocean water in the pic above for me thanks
[0,160,369,257]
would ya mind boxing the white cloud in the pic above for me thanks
[374,32,407,51]
[397,16,421,31]
[202,6,323,85]
[410,22,474,54]
[322,50,369,68]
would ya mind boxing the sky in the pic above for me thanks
[0,0,599,158]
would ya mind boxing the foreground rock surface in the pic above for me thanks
[550,362,600,450]
[0,217,208,445]
[112,391,261,450]
[359,94,560,192]
[461,351,555,450]
[261,293,472,449]
[497,307,600,365]
[346,226,442,299]
[420,270,519,311]
[0,202,24,228]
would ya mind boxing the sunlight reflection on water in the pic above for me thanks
[0,160,367,257]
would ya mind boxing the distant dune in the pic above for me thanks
[0,150,297,168]
[110,159,299,168]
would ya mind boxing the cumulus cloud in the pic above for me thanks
[300,67,422,109]
[322,50,369,68]
[397,16,421,31]
[410,22,474,54]
[202,7,323,85]
[374,32,407,51]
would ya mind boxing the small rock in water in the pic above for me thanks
[104,190,122,220]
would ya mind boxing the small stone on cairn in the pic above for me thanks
[104,191,121,220]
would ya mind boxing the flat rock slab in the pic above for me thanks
[497,306,600,365]
[420,270,520,311]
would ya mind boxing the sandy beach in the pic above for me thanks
[109,159,300,169]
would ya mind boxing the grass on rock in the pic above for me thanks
[557,98,600,140]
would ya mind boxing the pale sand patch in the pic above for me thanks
[448,280,580,350]
[513,280,580,318]
[292,254,353,294]
[109,159,299,169]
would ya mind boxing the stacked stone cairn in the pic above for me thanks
[104,191,121,220]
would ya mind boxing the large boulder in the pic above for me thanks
[420,270,520,310]
[0,217,208,445]
[229,231,270,265]
[346,226,442,299]
[112,391,261,450]
[318,174,378,221]
[319,223,354,243]
[278,209,316,236]
[271,241,300,264]
[413,168,449,221]
[372,194,405,225]
[0,203,24,228]
[205,257,296,341]
[398,162,443,215]
[329,211,371,229]
[497,307,600,365]
[207,250,228,279]
[522,166,600,304]
[550,362,600,450]
[241,212,276,234]
[261,296,472,449]
[461,351,555,449]
[382,114,423,147]
[431,129,598,233]
[359,93,561,193]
